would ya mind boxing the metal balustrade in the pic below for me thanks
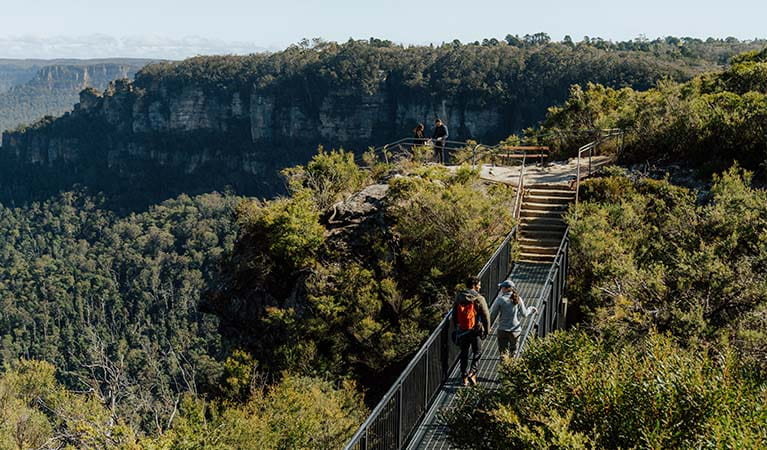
[574,129,624,208]
[345,228,516,450]
[515,229,569,355]
[361,137,494,168]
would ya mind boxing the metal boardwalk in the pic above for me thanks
[407,262,552,450]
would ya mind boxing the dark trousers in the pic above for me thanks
[434,142,444,163]
[459,330,482,377]
[497,329,519,356]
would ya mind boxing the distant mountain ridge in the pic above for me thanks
[0,59,155,134]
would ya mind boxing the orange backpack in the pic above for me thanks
[456,301,477,331]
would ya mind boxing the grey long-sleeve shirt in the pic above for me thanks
[495,293,535,335]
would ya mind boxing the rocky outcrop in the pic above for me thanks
[202,182,393,335]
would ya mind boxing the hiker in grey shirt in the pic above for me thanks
[495,280,537,356]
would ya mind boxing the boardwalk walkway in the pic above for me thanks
[345,134,612,450]
[406,263,551,449]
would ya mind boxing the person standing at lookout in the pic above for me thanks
[453,275,490,386]
[432,118,449,163]
[413,123,426,145]
[495,279,537,357]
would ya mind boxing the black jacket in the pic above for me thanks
[432,124,449,141]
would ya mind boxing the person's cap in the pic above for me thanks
[498,280,515,289]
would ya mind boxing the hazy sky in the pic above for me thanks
[2,0,765,59]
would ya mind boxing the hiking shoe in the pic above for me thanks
[462,376,469,387]
[469,372,478,385]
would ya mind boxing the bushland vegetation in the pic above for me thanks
[0,149,517,445]
[443,168,767,447]
[529,47,767,177]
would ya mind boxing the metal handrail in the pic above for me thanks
[361,137,549,169]
[357,138,481,167]
[513,226,570,358]
[344,225,517,450]
[574,129,624,209]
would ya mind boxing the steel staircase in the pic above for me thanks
[518,184,575,263]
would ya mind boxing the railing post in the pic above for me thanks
[424,347,429,411]
[397,387,403,448]
[553,267,559,331]
[441,322,449,380]
[547,284,553,334]
[472,144,480,169]
[575,153,581,209]
[619,131,625,160]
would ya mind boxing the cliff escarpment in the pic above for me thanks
[0,39,746,207]
[0,61,150,135]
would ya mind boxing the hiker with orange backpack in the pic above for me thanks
[452,275,491,386]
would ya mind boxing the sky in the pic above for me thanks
[1,0,766,59]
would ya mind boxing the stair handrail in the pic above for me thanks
[512,151,526,221]
[513,226,570,358]
[574,129,624,210]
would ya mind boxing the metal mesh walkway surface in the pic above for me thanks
[407,262,552,450]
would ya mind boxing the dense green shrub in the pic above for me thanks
[212,153,517,393]
[146,375,365,449]
[282,147,369,210]
[0,360,365,449]
[566,167,767,348]
[235,191,325,279]
[388,165,516,293]
[0,360,139,449]
[442,331,767,449]
[445,167,767,448]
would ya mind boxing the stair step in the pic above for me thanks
[521,216,566,225]
[520,223,567,233]
[521,226,566,234]
[526,195,573,205]
[521,202,569,211]
[519,237,563,247]
[521,209,565,218]
[527,189,575,198]
[519,229,567,239]
[518,252,556,262]
[519,245,559,255]
[529,183,572,190]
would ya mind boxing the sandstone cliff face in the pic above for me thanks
[0,74,512,204]
[250,91,504,144]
